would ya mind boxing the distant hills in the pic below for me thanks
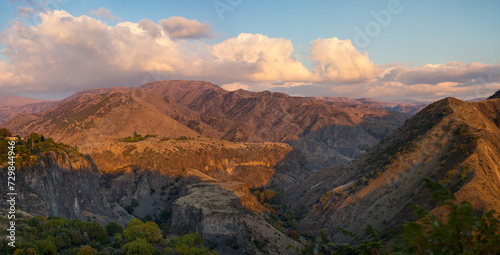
[306,96,427,114]
[0,95,51,107]
[0,96,59,124]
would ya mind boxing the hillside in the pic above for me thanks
[2,80,410,170]
[1,92,199,146]
[284,96,500,242]
[132,81,411,168]
[0,135,302,254]
[88,137,302,254]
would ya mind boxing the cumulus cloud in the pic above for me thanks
[309,37,377,82]
[211,33,312,81]
[0,10,498,101]
[89,7,122,21]
[138,19,162,37]
[159,16,213,39]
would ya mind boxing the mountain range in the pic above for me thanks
[1,80,412,170]
[1,81,499,255]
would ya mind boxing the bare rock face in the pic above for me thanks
[0,150,133,225]
[172,179,300,255]
[172,181,249,254]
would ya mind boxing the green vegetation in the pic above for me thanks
[174,136,192,141]
[292,178,500,254]
[0,127,12,137]
[0,130,82,166]
[0,216,218,255]
[122,132,156,142]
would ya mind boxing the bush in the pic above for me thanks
[131,199,140,207]
[286,229,301,241]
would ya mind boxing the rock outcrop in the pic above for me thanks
[0,150,133,225]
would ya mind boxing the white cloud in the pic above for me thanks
[0,10,498,101]
[381,61,500,86]
[138,19,162,38]
[159,16,213,39]
[309,37,377,82]
[210,33,312,82]
[88,7,122,21]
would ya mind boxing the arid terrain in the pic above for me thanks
[1,81,499,254]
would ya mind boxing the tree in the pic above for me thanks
[106,222,123,236]
[123,219,162,243]
[122,239,153,255]
[76,246,97,255]
[83,222,108,243]
[28,133,41,143]
[167,233,217,255]
[55,232,71,249]
[0,128,12,137]
[14,248,39,255]
[38,240,57,255]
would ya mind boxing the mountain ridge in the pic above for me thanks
[1,80,411,170]
[283,96,500,243]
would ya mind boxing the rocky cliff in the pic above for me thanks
[0,150,132,225]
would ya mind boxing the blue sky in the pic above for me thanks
[0,0,499,101]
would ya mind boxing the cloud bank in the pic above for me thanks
[0,10,498,101]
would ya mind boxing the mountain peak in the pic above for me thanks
[488,90,500,99]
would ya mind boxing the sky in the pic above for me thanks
[0,0,499,102]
